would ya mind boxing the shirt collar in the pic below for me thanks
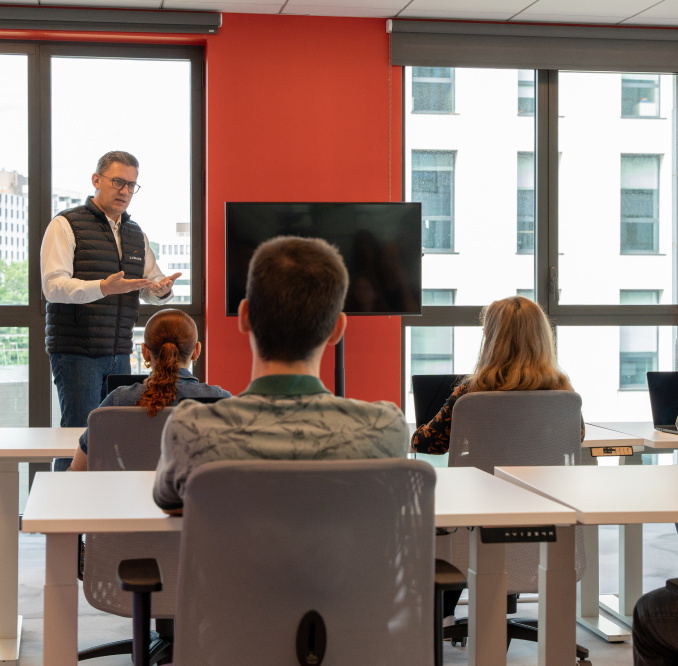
[177,368,199,383]
[241,374,331,396]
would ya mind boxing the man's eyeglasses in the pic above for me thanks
[98,174,141,194]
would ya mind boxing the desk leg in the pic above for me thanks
[538,526,576,666]
[599,453,643,629]
[468,528,506,666]
[44,533,78,666]
[0,463,21,664]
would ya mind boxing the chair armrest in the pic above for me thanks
[435,559,466,591]
[667,578,678,597]
[117,559,163,593]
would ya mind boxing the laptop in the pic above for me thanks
[412,374,465,428]
[647,371,678,434]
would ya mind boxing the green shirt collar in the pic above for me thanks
[241,374,331,397]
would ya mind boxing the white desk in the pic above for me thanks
[590,421,678,450]
[583,424,644,452]
[495,466,678,652]
[436,468,578,666]
[22,471,179,666]
[0,427,81,664]
[23,468,576,666]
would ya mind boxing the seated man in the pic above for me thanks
[153,236,409,514]
[633,584,678,665]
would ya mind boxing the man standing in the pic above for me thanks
[41,150,182,428]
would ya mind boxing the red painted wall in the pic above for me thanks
[205,15,403,403]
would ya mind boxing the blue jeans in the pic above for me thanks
[633,586,678,665]
[50,353,131,428]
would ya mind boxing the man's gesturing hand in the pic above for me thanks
[101,271,153,296]
[149,272,182,297]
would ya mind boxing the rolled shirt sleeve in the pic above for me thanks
[41,217,105,304]
[140,236,174,306]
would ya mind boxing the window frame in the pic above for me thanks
[400,67,678,408]
[0,40,206,427]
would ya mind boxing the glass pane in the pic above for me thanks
[558,72,673,304]
[51,58,192,303]
[557,326,674,419]
[0,327,28,425]
[622,74,660,118]
[0,55,28,305]
[406,67,535,304]
[412,67,454,114]
[518,70,535,116]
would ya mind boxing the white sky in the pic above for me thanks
[0,55,192,248]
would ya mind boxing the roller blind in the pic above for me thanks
[388,19,678,72]
[0,6,221,34]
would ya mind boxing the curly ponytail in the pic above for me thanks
[135,309,198,417]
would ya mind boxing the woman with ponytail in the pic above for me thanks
[70,309,231,470]
[411,295,584,454]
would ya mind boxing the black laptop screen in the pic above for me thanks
[647,371,678,426]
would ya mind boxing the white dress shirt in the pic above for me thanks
[41,212,173,306]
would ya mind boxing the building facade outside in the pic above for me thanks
[404,68,676,426]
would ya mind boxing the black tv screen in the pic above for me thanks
[225,202,422,316]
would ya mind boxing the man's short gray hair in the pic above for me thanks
[96,151,139,175]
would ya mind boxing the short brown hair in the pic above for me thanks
[246,236,349,361]
[96,151,139,175]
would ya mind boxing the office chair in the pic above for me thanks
[118,458,443,666]
[78,406,177,665]
[440,391,591,663]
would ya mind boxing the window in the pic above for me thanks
[412,67,454,114]
[412,150,455,253]
[619,290,660,391]
[517,289,534,300]
[518,70,535,116]
[162,245,166,255]
[517,152,535,254]
[422,289,455,305]
[621,154,660,254]
[180,245,184,255]
[622,74,660,118]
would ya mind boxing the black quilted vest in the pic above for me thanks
[45,196,146,357]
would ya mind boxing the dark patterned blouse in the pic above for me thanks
[411,384,586,455]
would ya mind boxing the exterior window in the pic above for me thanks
[180,245,184,255]
[517,152,535,254]
[162,245,166,255]
[518,70,535,116]
[621,154,659,254]
[517,289,534,300]
[622,74,660,118]
[411,326,454,376]
[412,67,454,114]
[619,290,660,390]
[412,150,455,253]
[422,289,455,306]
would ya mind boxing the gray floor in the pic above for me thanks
[16,524,678,665]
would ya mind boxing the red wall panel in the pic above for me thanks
[205,14,403,403]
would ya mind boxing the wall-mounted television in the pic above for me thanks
[225,202,422,316]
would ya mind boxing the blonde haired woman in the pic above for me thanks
[411,295,584,454]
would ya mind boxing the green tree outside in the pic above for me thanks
[0,259,28,306]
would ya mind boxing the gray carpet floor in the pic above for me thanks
[16,523,678,665]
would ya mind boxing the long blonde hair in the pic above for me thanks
[465,296,573,393]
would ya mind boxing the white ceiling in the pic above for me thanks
[5,0,678,26]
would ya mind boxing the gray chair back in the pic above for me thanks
[173,459,436,666]
[442,390,586,594]
[84,406,179,619]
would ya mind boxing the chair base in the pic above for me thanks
[78,632,172,664]
[445,617,590,662]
